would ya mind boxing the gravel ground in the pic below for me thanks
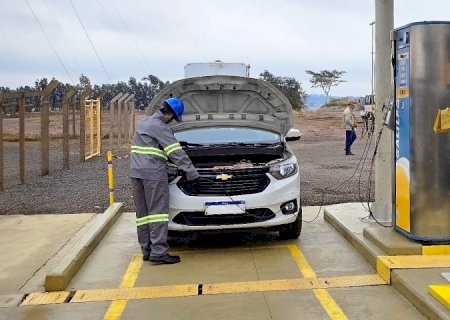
[0,109,376,215]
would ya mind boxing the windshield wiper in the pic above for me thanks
[179,141,208,147]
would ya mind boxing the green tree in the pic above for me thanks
[305,70,346,104]
[259,70,307,110]
[78,74,92,92]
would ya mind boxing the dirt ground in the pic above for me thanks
[0,108,375,215]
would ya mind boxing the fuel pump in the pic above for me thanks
[393,21,450,243]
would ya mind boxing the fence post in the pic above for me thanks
[129,99,135,141]
[79,88,92,162]
[41,79,59,176]
[108,93,123,153]
[123,94,134,144]
[19,93,25,184]
[0,94,3,191]
[62,87,77,169]
[71,97,76,138]
[117,93,129,148]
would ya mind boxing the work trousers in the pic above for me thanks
[131,178,169,258]
[345,129,357,153]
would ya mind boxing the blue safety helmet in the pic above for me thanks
[164,97,184,122]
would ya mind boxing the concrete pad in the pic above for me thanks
[324,203,450,319]
[251,247,301,280]
[297,212,375,278]
[45,203,123,292]
[264,290,329,319]
[392,269,450,320]
[328,286,426,319]
[137,249,258,287]
[0,213,93,295]
[363,226,422,255]
[324,203,386,268]
[122,293,273,320]
[0,294,24,308]
[0,302,110,320]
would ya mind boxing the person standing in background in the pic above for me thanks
[343,102,357,155]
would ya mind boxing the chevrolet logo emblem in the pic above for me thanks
[216,174,233,181]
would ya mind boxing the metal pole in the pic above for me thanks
[107,150,115,205]
[373,0,394,222]
[370,21,375,100]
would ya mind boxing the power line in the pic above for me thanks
[25,0,75,84]
[68,0,113,83]
[94,0,143,76]
[44,0,82,74]
[109,0,152,73]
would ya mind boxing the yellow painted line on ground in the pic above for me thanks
[423,245,450,255]
[429,284,450,310]
[21,291,71,306]
[288,245,351,320]
[101,254,143,320]
[287,245,317,278]
[313,289,348,320]
[377,255,450,284]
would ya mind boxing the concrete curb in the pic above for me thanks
[45,203,123,292]
[324,205,450,320]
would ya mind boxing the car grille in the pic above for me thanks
[177,167,271,196]
[172,208,275,226]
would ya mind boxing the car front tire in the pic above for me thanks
[279,210,302,239]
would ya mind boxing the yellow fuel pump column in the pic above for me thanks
[394,21,450,243]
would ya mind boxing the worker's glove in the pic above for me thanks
[186,177,201,190]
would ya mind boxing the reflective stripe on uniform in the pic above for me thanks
[130,146,168,160]
[136,213,169,226]
[164,143,182,156]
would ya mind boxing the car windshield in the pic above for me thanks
[175,127,280,145]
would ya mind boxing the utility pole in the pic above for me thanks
[370,21,375,100]
[373,0,394,222]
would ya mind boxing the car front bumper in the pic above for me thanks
[168,173,301,231]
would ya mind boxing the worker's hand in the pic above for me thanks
[187,177,201,189]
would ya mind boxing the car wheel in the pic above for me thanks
[279,210,302,239]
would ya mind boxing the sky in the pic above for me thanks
[1,0,450,96]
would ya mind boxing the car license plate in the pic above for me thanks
[204,201,245,215]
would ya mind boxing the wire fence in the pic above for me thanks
[0,84,135,191]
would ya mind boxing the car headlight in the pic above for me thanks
[269,157,298,180]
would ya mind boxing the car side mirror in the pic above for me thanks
[286,128,302,141]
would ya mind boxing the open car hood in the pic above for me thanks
[149,76,293,136]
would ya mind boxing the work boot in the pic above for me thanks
[142,251,152,261]
[149,254,181,264]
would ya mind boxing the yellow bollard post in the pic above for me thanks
[107,151,115,205]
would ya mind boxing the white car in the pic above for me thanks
[150,76,302,239]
